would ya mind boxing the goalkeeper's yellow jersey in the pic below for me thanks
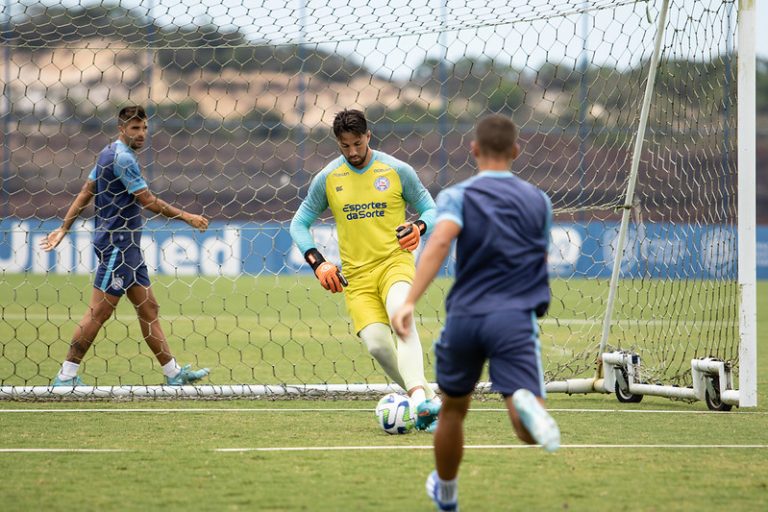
[290,150,437,274]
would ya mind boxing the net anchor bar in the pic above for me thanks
[545,378,605,395]
[601,351,740,410]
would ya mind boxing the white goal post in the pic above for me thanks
[545,0,757,410]
[0,0,757,408]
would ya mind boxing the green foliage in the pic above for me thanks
[236,108,287,137]
[6,4,763,123]
[655,57,736,110]
[536,62,583,90]
[415,57,525,117]
[485,77,526,114]
[758,57,768,115]
[5,4,149,46]
[153,100,201,121]
[367,102,442,124]
[6,4,361,82]
[155,26,358,80]
[239,108,283,125]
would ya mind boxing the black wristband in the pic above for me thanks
[303,248,327,272]
[414,220,427,236]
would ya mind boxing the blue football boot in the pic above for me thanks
[426,470,458,511]
[52,375,85,387]
[415,398,441,431]
[165,364,210,385]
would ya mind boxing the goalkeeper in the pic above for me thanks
[40,105,210,387]
[290,109,440,431]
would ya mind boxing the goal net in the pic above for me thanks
[0,0,756,404]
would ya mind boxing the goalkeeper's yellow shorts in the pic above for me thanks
[344,251,415,334]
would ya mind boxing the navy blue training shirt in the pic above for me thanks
[435,170,552,316]
[87,140,148,250]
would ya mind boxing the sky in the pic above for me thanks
[11,0,765,71]
[4,0,766,86]
[134,0,768,79]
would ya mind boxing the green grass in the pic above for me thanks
[0,396,766,511]
[0,274,742,387]
[0,277,765,511]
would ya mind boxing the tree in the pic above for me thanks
[758,57,768,115]
[414,56,525,117]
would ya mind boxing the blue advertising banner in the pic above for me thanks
[1,218,765,279]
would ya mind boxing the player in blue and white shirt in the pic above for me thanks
[391,115,561,512]
[41,106,211,387]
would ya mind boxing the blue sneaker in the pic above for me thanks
[416,398,441,430]
[512,388,560,452]
[426,470,458,511]
[52,375,85,387]
[425,418,439,434]
[165,364,210,386]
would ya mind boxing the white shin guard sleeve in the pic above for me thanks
[385,281,435,398]
[359,322,406,390]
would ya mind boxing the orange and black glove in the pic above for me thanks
[396,221,427,252]
[304,248,348,293]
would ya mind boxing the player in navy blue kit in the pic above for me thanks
[391,114,560,511]
[41,105,211,387]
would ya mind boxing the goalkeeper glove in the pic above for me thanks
[396,221,426,252]
[304,248,348,293]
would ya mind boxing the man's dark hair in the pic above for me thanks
[118,105,148,125]
[332,109,368,138]
[475,114,518,157]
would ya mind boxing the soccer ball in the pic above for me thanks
[375,393,415,434]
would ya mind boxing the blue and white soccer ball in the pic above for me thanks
[375,392,415,434]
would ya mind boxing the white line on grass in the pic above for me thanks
[0,407,765,414]
[0,408,378,413]
[216,444,768,453]
[0,312,735,328]
[0,448,127,453]
[546,408,768,415]
[2,445,764,454]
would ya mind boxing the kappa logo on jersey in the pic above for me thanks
[342,201,388,220]
[111,275,124,291]
[374,176,390,191]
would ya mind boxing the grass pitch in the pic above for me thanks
[0,274,742,388]
[0,397,766,511]
[0,277,765,511]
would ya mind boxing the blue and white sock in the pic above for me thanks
[436,474,458,504]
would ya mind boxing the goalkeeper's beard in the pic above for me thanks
[348,147,369,168]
